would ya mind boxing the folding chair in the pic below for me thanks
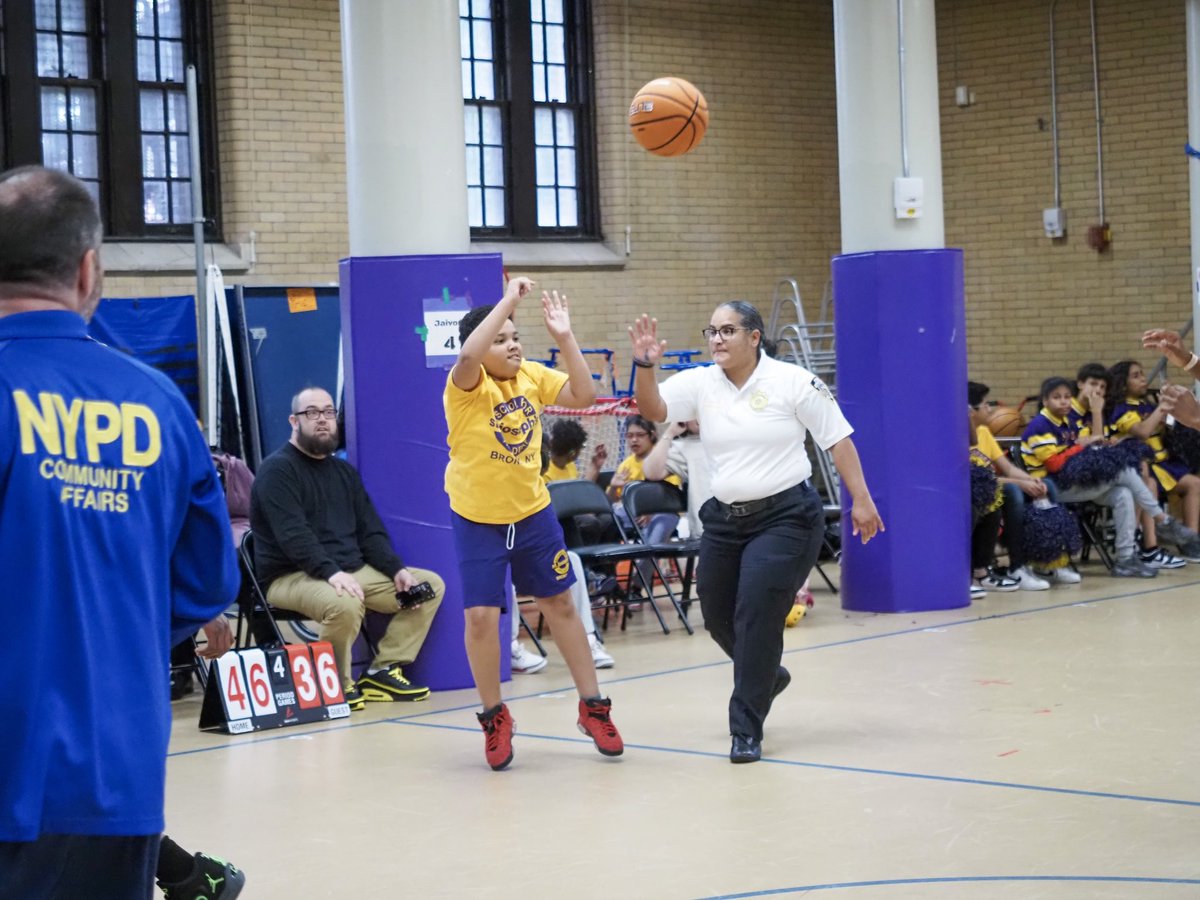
[235,531,380,661]
[620,480,699,634]
[1065,501,1116,571]
[547,479,681,634]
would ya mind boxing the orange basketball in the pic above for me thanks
[987,407,1025,437]
[628,77,709,157]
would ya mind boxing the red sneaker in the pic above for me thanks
[477,703,515,770]
[577,697,624,757]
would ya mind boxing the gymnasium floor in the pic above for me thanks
[166,563,1200,899]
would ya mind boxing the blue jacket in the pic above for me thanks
[0,310,239,840]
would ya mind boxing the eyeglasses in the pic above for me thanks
[701,325,747,342]
[297,407,337,421]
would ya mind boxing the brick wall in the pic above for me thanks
[102,0,1193,411]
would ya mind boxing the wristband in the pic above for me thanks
[632,357,656,369]
[1187,353,1199,372]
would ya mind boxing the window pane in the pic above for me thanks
[136,0,155,35]
[61,35,89,78]
[72,134,98,179]
[546,25,565,64]
[60,0,88,32]
[37,34,61,76]
[142,135,167,177]
[35,0,58,29]
[42,132,69,170]
[70,89,97,130]
[534,107,553,146]
[481,106,502,144]
[459,0,471,16]
[138,38,158,80]
[461,60,473,99]
[544,0,564,23]
[465,146,481,186]
[532,65,546,102]
[547,65,566,102]
[157,0,184,38]
[159,40,184,82]
[82,181,100,207]
[169,136,190,178]
[41,88,68,130]
[530,0,544,22]
[472,61,494,99]
[537,187,557,227]
[482,147,504,186]
[557,148,576,186]
[143,181,169,223]
[171,183,193,223]
[483,188,505,227]
[167,91,189,131]
[459,19,471,57]
[535,147,555,186]
[141,90,165,130]
[467,186,483,227]
[471,0,490,15]
[558,187,577,227]
[555,108,575,147]
[473,21,492,60]
[531,24,544,63]
[463,106,480,143]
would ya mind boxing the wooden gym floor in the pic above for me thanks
[165,562,1200,899]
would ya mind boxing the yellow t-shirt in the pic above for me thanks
[974,425,1004,463]
[543,459,579,483]
[612,453,682,500]
[444,360,569,524]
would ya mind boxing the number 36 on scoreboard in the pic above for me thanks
[199,642,350,734]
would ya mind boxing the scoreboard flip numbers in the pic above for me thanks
[199,641,350,734]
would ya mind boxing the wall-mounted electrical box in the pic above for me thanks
[894,177,923,219]
[1043,207,1066,238]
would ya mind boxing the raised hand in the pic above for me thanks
[503,276,536,305]
[628,314,667,365]
[1142,329,1192,368]
[542,290,573,340]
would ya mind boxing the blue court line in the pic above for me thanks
[389,719,1200,809]
[168,577,1200,759]
[694,875,1200,899]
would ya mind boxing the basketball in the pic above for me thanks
[987,406,1025,437]
[628,77,709,157]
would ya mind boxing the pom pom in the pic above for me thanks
[1163,424,1200,472]
[1021,503,1083,566]
[970,459,1001,516]
[1110,438,1155,469]
[1054,443,1140,488]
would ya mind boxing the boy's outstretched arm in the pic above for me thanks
[452,276,535,391]
[543,290,596,409]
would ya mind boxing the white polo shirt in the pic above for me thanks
[657,355,852,504]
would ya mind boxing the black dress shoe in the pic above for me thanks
[730,735,762,763]
[771,666,791,701]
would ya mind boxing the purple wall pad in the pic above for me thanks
[340,253,509,690]
[832,249,969,612]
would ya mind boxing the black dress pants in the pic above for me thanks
[0,833,158,900]
[697,482,824,741]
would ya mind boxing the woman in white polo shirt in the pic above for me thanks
[630,300,883,763]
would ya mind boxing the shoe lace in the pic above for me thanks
[585,704,618,738]
[387,666,410,685]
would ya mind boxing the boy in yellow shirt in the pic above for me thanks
[443,276,623,770]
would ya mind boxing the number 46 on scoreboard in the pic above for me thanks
[199,642,350,734]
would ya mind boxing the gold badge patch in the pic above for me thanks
[552,549,571,579]
[749,389,769,411]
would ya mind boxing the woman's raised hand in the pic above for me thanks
[628,314,667,366]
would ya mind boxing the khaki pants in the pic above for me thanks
[266,565,443,691]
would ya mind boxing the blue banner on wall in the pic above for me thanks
[88,295,199,412]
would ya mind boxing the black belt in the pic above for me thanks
[714,482,809,518]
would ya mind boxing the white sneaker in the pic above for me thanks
[511,640,547,674]
[1141,547,1187,569]
[1011,566,1050,591]
[1034,566,1082,585]
[588,633,614,669]
[978,569,1020,592]
[969,582,987,601]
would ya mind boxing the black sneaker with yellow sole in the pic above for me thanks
[357,665,430,702]
[344,684,366,711]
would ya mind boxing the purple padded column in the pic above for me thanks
[340,253,505,690]
[832,249,968,612]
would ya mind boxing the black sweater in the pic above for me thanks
[249,443,403,587]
